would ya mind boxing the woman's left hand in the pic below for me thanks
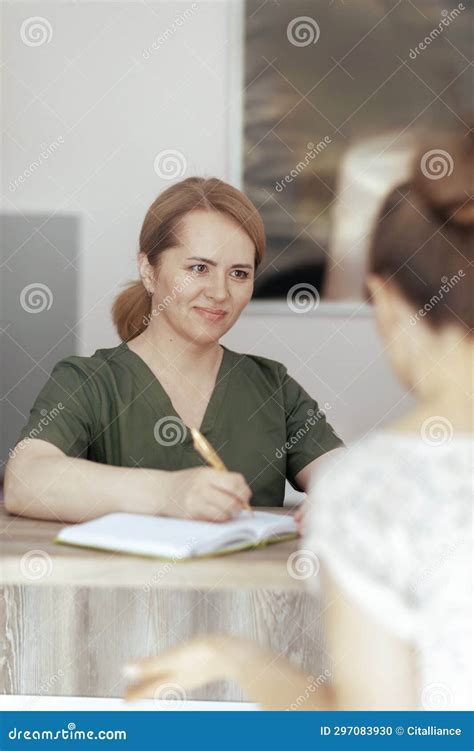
[294,500,309,536]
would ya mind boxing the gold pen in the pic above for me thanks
[190,427,254,514]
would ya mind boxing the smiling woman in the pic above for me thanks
[4,177,343,524]
[112,177,266,344]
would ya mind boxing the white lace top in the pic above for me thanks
[305,431,473,710]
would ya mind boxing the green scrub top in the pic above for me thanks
[16,342,343,507]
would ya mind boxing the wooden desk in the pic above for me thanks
[0,506,330,701]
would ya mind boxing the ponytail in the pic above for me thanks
[111,280,152,343]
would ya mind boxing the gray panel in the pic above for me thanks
[0,213,79,474]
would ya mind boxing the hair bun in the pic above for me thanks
[412,121,474,227]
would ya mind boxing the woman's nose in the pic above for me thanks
[206,274,228,302]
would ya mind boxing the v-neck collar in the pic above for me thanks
[118,341,234,444]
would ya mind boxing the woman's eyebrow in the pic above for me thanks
[185,256,253,269]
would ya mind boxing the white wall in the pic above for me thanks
[2,0,243,352]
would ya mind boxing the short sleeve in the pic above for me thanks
[14,359,99,458]
[281,367,344,490]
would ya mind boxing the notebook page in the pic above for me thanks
[56,513,206,558]
[249,511,297,543]
[193,511,297,554]
[56,511,297,559]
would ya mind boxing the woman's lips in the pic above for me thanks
[193,306,228,322]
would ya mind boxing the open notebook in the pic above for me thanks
[54,511,298,560]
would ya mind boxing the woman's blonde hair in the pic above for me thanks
[112,177,266,342]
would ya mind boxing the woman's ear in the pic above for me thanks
[366,274,400,342]
[137,253,155,293]
[365,273,385,304]
[367,274,417,344]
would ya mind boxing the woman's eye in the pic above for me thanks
[189,265,249,279]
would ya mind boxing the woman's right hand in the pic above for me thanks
[161,467,252,522]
